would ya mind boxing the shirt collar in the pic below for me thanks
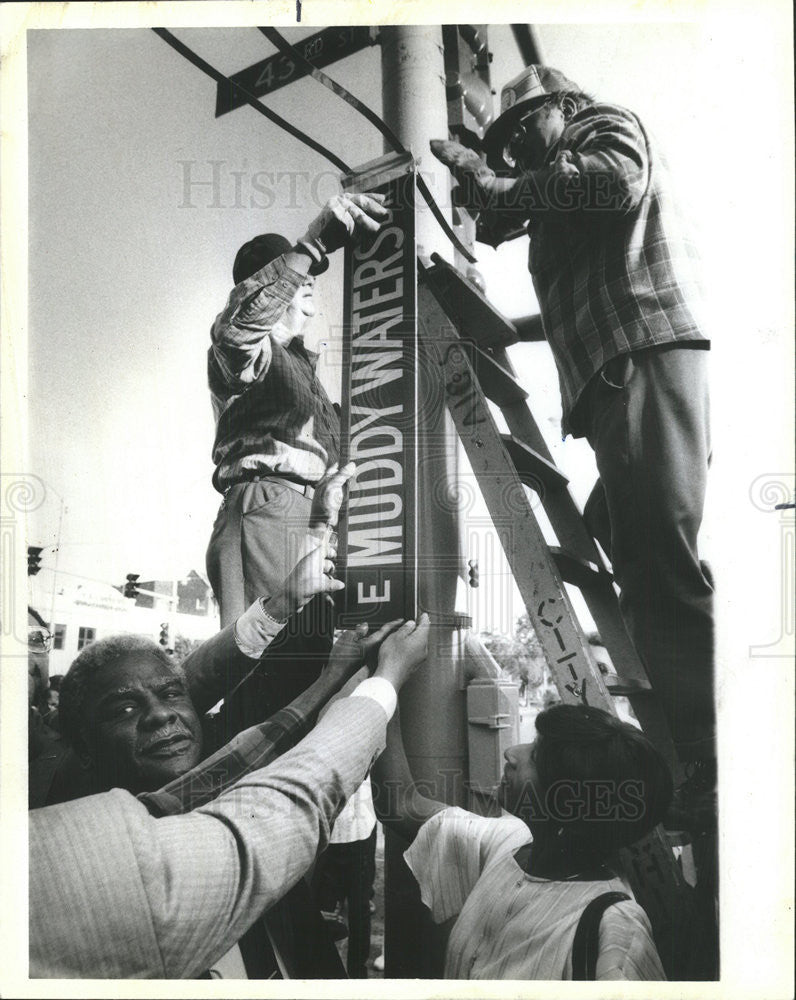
[289,336,319,367]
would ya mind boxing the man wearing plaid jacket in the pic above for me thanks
[207,193,387,628]
[432,65,715,825]
[205,193,386,723]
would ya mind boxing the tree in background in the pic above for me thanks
[172,634,203,665]
[479,614,558,706]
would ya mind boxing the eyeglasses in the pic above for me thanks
[502,104,549,169]
[28,627,53,653]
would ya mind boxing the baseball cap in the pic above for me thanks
[233,232,329,285]
[482,64,580,157]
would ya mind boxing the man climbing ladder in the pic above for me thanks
[431,64,716,831]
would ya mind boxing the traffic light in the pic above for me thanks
[27,546,44,576]
[442,25,494,147]
[123,573,140,599]
[159,622,169,647]
[468,559,480,588]
[442,25,496,274]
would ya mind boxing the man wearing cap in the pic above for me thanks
[207,194,386,626]
[432,66,715,825]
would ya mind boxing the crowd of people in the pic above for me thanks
[27,62,715,981]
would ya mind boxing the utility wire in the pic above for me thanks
[152,28,351,174]
[258,26,477,264]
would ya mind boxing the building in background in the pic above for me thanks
[29,570,219,677]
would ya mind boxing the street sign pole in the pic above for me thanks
[377,25,469,980]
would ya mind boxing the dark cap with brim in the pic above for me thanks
[483,64,580,157]
[233,232,329,285]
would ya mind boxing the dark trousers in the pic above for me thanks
[581,345,715,761]
[311,827,377,978]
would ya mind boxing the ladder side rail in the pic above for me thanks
[490,348,682,774]
[419,286,693,978]
[491,352,654,671]
[419,290,615,715]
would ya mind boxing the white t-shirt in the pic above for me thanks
[404,807,665,981]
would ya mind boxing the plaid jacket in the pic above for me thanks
[209,255,339,492]
[516,103,709,435]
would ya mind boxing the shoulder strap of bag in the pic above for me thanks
[571,890,631,981]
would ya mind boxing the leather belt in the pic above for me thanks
[225,475,315,500]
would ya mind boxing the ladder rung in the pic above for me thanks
[425,255,519,349]
[501,435,569,491]
[513,314,546,342]
[605,676,653,696]
[550,546,604,588]
[461,343,528,406]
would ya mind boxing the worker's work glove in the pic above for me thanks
[298,193,388,265]
[430,139,499,209]
[552,147,580,180]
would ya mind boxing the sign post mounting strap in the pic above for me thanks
[152,27,351,174]
[256,26,477,265]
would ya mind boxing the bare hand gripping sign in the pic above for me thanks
[338,153,418,626]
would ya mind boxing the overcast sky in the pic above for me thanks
[20,8,794,637]
[3,3,794,993]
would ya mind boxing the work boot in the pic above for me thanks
[665,758,718,834]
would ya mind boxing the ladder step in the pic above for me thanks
[605,676,653,696]
[425,254,519,349]
[461,343,528,406]
[513,314,546,342]
[550,546,606,588]
[501,435,569,491]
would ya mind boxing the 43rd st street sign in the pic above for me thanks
[215,26,374,116]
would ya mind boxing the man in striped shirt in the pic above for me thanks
[432,65,715,824]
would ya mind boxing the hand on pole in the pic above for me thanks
[430,139,498,208]
[322,619,404,690]
[373,614,431,692]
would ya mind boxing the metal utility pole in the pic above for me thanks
[379,25,470,978]
[380,26,454,265]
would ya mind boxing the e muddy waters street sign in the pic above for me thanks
[338,154,418,626]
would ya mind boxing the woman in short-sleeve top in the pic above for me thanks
[373,704,671,980]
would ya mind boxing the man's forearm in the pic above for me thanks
[443,151,642,220]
